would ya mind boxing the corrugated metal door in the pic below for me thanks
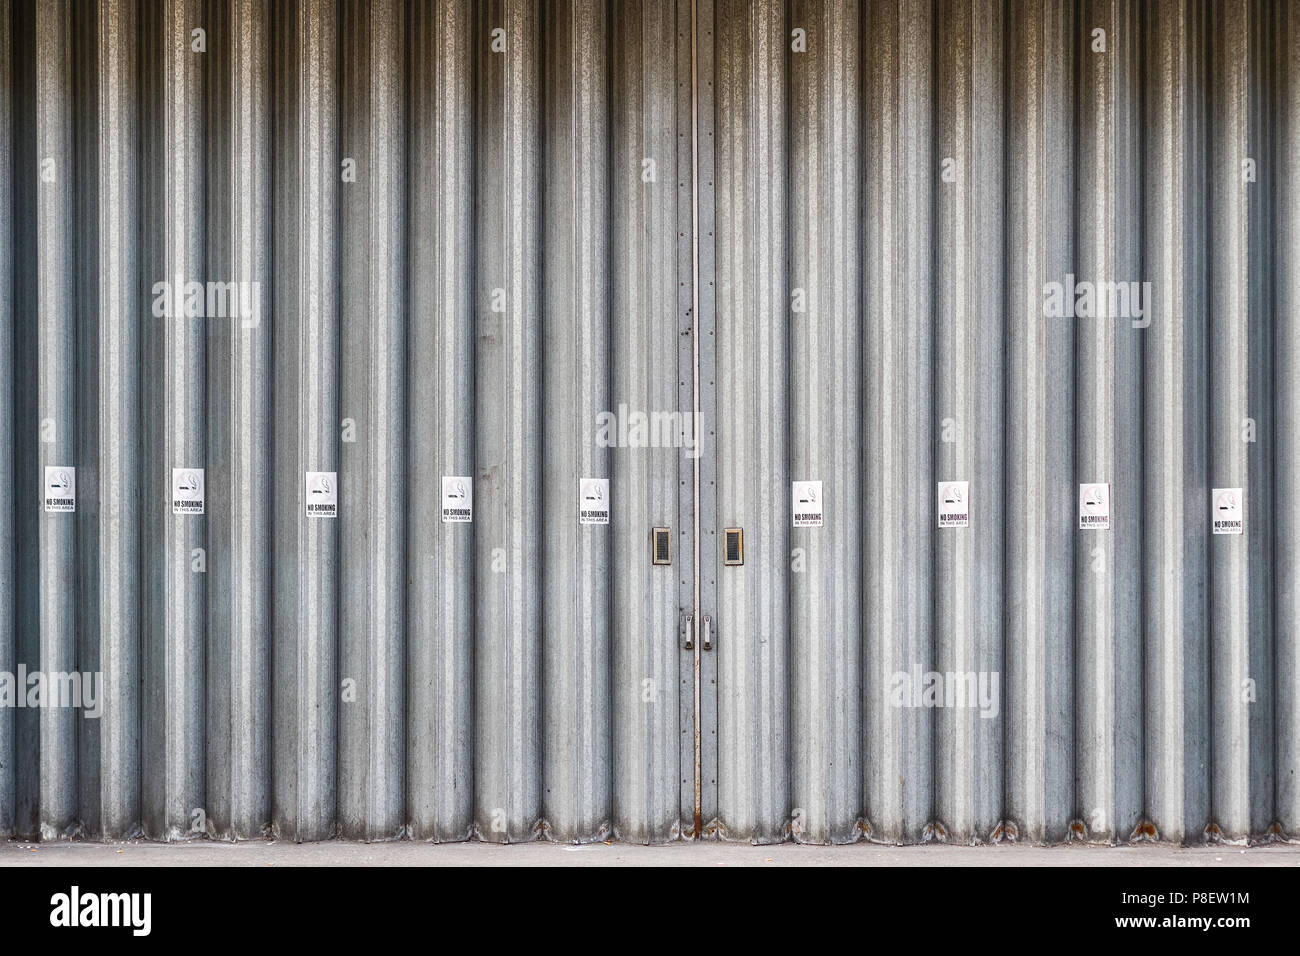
[703,0,1298,846]
[0,0,701,844]
[1,0,1298,848]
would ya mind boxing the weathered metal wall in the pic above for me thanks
[1,0,1298,847]
[707,0,1297,846]
[0,0,697,845]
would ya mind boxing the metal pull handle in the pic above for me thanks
[702,614,712,651]
[683,613,694,651]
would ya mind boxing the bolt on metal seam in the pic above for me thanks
[608,0,684,844]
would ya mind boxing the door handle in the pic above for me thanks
[702,614,712,651]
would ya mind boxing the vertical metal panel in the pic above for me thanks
[206,0,271,842]
[1244,0,1276,841]
[861,0,933,845]
[1142,0,1210,844]
[341,0,411,841]
[788,0,861,845]
[1277,0,1300,839]
[3,0,1298,849]
[1004,0,1074,845]
[406,0,475,843]
[0,0,12,842]
[73,0,100,839]
[204,0,233,842]
[12,0,38,841]
[474,0,541,843]
[35,0,78,841]
[1208,0,1245,839]
[339,0,406,841]
[542,0,611,843]
[271,0,340,842]
[1209,0,1273,843]
[714,0,789,844]
[675,0,696,838]
[92,0,141,839]
[1074,0,1144,843]
[692,0,720,838]
[141,0,208,841]
[610,0,679,844]
[934,0,1004,843]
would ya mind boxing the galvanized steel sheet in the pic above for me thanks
[0,0,1296,847]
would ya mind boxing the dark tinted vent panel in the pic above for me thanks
[653,527,671,565]
[723,528,743,566]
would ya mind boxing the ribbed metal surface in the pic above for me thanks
[788,0,861,846]
[406,0,474,843]
[1,0,1298,847]
[1141,0,1208,847]
[1277,0,1300,838]
[861,0,934,844]
[1004,0,1073,845]
[208,0,271,844]
[541,0,607,842]
[1073,0,1143,845]
[715,0,789,845]
[933,0,1005,841]
[0,0,13,842]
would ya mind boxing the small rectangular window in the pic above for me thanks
[653,527,671,565]
[723,528,743,566]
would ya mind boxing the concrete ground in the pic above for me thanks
[3,839,1299,866]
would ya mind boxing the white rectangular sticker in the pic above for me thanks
[44,466,76,513]
[441,476,473,523]
[1212,488,1243,535]
[305,471,338,518]
[172,468,205,515]
[1078,483,1110,530]
[792,480,823,528]
[580,478,609,525]
[937,481,969,529]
